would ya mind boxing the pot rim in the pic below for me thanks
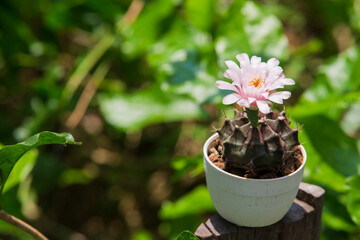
[204,133,307,182]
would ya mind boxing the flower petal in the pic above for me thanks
[251,56,261,65]
[237,99,250,108]
[236,53,250,68]
[221,54,292,109]
[248,97,257,104]
[224,71,231,79]
[267,80,285,91]
[256,100,271,114]
[216,80,238,92]
[222,93,241,105]
[225,60,241,72]
[261,92,269,98]
[268,91,291,104]
[224,60,242,84]
[281,78,295,85]
[268,66,283,78]
[267,58,279,68]
[224,69,241,84]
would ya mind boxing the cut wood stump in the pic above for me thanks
[195,182,325,240]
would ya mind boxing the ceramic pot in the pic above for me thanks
[203,133,307,227]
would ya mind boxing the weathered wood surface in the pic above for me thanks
[195,182,325,240]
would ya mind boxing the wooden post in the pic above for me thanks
[195,182,325,240]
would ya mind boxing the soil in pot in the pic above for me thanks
[208,137,303,179]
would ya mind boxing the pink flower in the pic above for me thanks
[216,53,294,114]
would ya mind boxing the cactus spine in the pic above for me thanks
[217,110,300,174]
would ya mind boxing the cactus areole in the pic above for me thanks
[211,53,303,179]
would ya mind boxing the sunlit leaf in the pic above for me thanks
[184,0,215,31]
[99,87,206,132]
[0,131,81,201]
[294,114,359,177]
[290,92,360,120]
[304,47,360,101]
[242,2,288,58]
[345,175,360,227]
[3,149,38,194]
[0,220,33,240]
[322,188,356,233]
[147,19,217,104]
[340,100,360,137]
[322,209,357,232]
[171,155,204,182]
[58,168,93,187]
[215,1,289,65]
[176,230,199,240]
[131,230,155,240]
[119,0,176,57]
[297,125,346,192]
[159,185,215,220]
[148,20,213,77]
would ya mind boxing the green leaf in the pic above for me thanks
[304,47,360,101]
[99,87,205,132]
[184,0,215,31]
[3,149,38,194]
[322,188,357,232]
[159,185,215,220]
[0,131,81,202]
[215,1,289,64]
[340,99,360,137]
[171,155,204,182]
[0,219,34,240]
[345,175,360,227]
[146,19,217,104]
[294,114,360,177]
[322,211,357,232]
[176,230,199,240]
[118,0,176,57]
[58,168,93,187]
[131,230,155,240]
[242,2,288,58]
[296,125,346,192]
[290,92,360,121]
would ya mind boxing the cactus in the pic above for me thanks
[216,109,300,176]
[213,53,303,178]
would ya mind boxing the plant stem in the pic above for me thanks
[0,210,48,240]
[123,0,145,24]
[246,108,259,128]
[65,61,111,129]
[60,32,114,104]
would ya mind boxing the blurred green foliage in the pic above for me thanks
[0,0,360,239]
[0,132,80,199]
[175,230,199,240]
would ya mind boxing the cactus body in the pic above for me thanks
[217,110,300,173]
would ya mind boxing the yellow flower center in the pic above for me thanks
[248,77,264,89]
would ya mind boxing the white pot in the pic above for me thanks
[203,133,307,227]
